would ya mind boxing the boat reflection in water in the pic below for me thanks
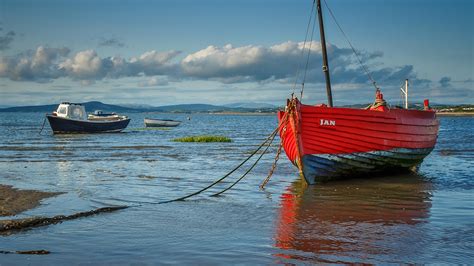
[274,173,433,263]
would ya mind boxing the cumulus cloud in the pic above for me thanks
[0,41,426,88]
[181,42,320,82]
[0,30,15,50]
[180,41,415,87]
[0,46,70,82]
[59,50,104,80]
[129,50,181,76]
[0,47,181,82]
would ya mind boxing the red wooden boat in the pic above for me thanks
[278,1,439,184]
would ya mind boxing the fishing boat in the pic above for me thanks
[278,0,439,184]
[144,118,181,127]
[46,102,130,134]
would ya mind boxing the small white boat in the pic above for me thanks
[144,118,181,127]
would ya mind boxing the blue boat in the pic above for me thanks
[46,102,130,134]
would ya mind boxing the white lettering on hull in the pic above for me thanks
[320,119,336,126]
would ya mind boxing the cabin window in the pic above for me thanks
[70,107,84,119]
[58,106,67,114]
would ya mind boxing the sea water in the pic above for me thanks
[0,113,473,264]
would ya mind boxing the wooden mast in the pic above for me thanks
[316,0,333,107]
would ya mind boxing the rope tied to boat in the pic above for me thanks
[259,138,283,189]
[38,115,48,135]
[144,111,289,205]
[365,88,388,109]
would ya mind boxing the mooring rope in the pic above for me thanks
[145,112,288,203]
[211,127,279,197]
[259,138,284,189]
[150,123,284,205]
[211,112,288,196]
[38,115,47,135]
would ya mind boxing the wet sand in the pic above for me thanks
[0,184,62,217]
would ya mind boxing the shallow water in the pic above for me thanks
[0,113,473,264]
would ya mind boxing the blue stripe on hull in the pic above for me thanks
[301,148,433,184]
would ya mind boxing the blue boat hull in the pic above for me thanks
[47,115,130,134]
[300,148,433,183]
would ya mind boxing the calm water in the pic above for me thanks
[0,113,473,264]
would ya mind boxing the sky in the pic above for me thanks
[0,0,472,107]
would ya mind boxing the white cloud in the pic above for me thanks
[180,41,386,84]
[2,41,467,105]
[0,48,181,82]
[59,50,103,79]
[138,76,169,87]
[0,42,411,86]
[0,46,70,82]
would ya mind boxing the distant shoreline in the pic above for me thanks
[436,112,474,117]
[211,112,276,116]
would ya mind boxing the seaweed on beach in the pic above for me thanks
[0,206,128,235]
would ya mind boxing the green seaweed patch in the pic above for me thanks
[173,135,232,143]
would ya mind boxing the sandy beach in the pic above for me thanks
[0,184,62,217]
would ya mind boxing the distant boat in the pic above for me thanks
[87,110,122,121]
[46,102,130,134]
[144,118,181,127]
[277,0,439,184]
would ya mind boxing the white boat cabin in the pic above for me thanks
[54,102,87,120]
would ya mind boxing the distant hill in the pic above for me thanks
[0,103,60,113]
[0,101,279,113]
[2,101,471,113]
[0,101,141,113]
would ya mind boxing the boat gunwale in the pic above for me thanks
[47,114,130,124]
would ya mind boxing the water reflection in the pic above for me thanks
[274,173,433,263]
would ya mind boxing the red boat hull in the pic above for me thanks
[278,99,439,183]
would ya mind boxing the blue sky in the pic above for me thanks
[0,0,472,106]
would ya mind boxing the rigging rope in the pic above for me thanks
[322,0,379,91]
[300,1,318,100]
[291,0,316,98]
